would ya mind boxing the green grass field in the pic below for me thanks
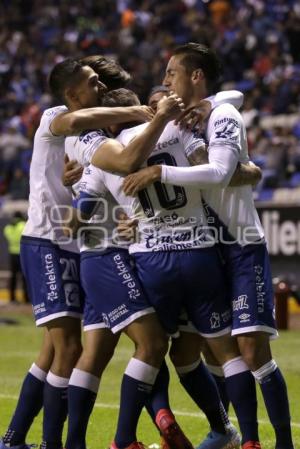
[0,312,299,449]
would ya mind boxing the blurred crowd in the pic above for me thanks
[1,0,300,200]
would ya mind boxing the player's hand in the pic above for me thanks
[116,212,138,243]
[156,92,185,121]
[249,161,262,187]
[229,162,262,187]
[62,154,84,186]
[187,146,208,166]
[134,105,155,122]
[175,99,211,130]
[123,165,162,196]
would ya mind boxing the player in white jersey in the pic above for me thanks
[68,84,264,448]
[122,43,294,449]
[145,85,235,414]
[65,87,249,449]
[0,57,154,449]
[63,89,194,449]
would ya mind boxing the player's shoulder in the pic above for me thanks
[41,105,68,121]
[209,103,243,124]
[66,129,106,149]
[78,128,106,144]
[37,105,68,136]
[207,103,243,138]
[117,123,148,145]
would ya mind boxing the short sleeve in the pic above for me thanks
[66,129,108,166]
[73,165,107,215]
[39,106,68,138]
[77,164,107,197]
[178,127,207,160]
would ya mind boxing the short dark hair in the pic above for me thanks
[148,85,169,102]
[81,55,131,90]
[173,43,222,89]
[48,58,85,103]
[101,88,140,108]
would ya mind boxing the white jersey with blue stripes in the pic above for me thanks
[23,106,78,252]
[202,104,264,245]
[110,121,214,253]
[65,132,125,253]
[161,103,265,246]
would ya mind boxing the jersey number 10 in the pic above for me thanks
[138,152,187,218]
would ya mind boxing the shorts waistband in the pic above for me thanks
[81,247,129,260]
[21,235,57,247]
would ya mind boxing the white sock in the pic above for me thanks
[206,363,224,377]
[252,359,277,384]
[69,368,100,393]
[223,356,250,378]
[46,371,69,388]
[175,359,201,376]
[125,357,159,385]
[29,363,47,382]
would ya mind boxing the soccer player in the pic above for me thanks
[145,85,231,416]
[62,84,192,449]
[123,43,294,449]
[69,84,263,448]
[0,57,154,449]
[64,84,247,449]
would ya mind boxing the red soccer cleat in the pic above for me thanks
[110,441,147,449]
[242,442,261,449]
[155,409,194,449]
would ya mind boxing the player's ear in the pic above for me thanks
[65,86,77,104]
[191,69,205,84]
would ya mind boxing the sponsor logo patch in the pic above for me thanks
[239,313,251,323]
[233,294,249,311]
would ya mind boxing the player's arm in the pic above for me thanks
[175,90,244,130]
[123,106,242,194]
[63,166,106,237]
[63,192,104,238]
[91,94,185,175]
[63,206,89,239]
[229,161,262,186]
[50,105,154,136]
[122,158,261,195]
[161,106,243,188]
[123,147,238,195]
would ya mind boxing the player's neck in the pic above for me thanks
[187,88,208,109]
